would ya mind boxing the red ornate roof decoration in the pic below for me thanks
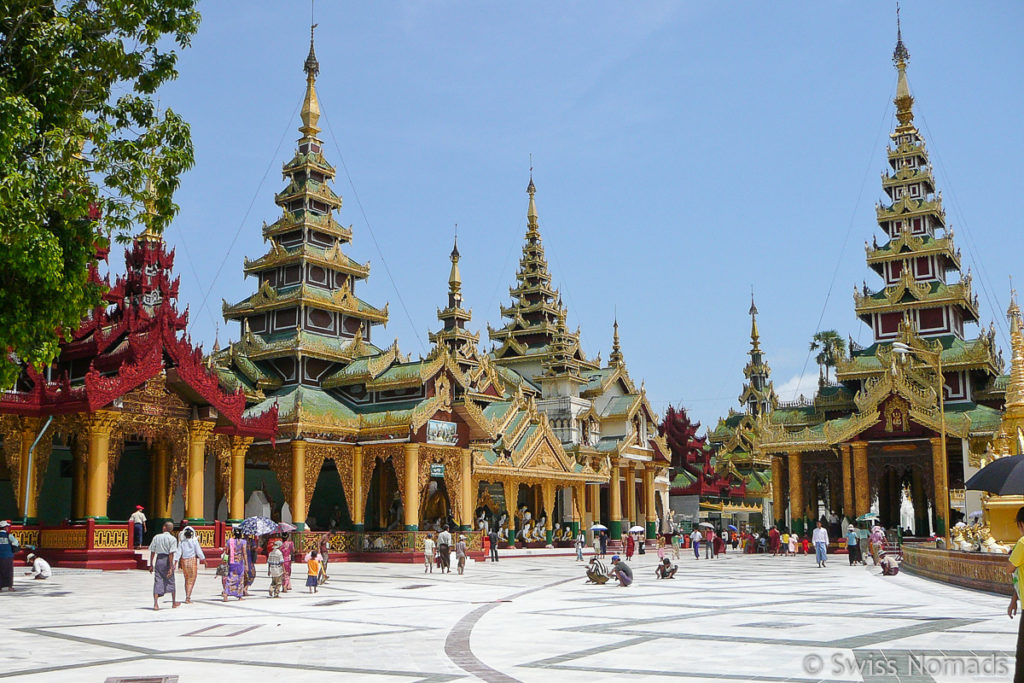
[661,404,743,498]
[0,232,277,440]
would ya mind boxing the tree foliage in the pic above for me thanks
[809,329,846,384]
[0,1,200,387]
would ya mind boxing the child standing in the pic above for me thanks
[456,535,468,575]
[423,533,436,574]
[306,550,320,594]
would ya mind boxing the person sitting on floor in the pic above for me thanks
[880,552,901,576]
[24,553,51,580]
[585,556,609,584]
[608,555,633,587]
[655,557,678,579]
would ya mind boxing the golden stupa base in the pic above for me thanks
[982,495,1024,544]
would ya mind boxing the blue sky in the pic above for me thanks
[138,1,1024,431]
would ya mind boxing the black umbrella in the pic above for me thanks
[965,454,1024,495]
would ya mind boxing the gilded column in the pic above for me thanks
[608,462,622,540]
[83,411,118,520]
[460,448,472,531]
[291,440,307,530]
[71,439,87,520]
[152,441,170,520]
[643,464,657,537]
[930,436,948,536]
[185,420,214,522]
[228,435,252,522]
[404,443,420,531]
[542,481,554,544]
[503,478,517,543]
[352,446,364,530]
[787,452,804,535]
[624,465,636,530]
[771,455,784,527]
[17,417,40,522]
[571,484,583,536]
[851,441,869,517]
[840,444,853,520]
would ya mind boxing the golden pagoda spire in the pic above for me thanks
[1004,289,1024,420]
[892,5,914,127]
[526,163,539,236]
[749,289,760,349]
[137,175,162,243]
[448,232,462,301]
[609,317,624,366]
[299,22,321,138]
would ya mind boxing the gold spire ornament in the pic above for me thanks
[892,6,914,127]
[137,175,162,243]
[299,22,321,138]
[610,318,624,366]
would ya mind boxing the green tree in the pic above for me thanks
[809,330,846,384]
[0,1,200,387]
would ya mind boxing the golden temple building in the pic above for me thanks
[713,24,1007,538]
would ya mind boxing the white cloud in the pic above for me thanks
[774,372,820,403]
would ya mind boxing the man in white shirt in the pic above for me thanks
[812,520,830,568]
[129,505,147,549]
[691,529,702,560]
[437,526,453,574]
[148,521,181,609]
[24,553,51,579]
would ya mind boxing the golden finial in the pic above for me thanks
[610,317,624,366]
[137,175,162,243]
[526,158,538,232]
[892,4,914,126]
[299,21,321,138]
[448,229,462,295]
[749,288,761,346]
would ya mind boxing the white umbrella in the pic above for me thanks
[628,525,645,533]
[698,522,715,529]
[590,524,608,531]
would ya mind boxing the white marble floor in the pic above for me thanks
[0,551,1016,682]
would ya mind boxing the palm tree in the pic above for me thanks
[810,330,846,384]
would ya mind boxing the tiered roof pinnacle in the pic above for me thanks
[748,293,760,349]
[893,7,914,127]
[738,293,776,416]
[1004,291,1024,418]
[299,23,321,138]
[137,175,162,244]
[430,235,479,356]
[609,318,624,366]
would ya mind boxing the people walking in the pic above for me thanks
[456,535,468,575]
[846,526,863,565]
[222,526,249,602]
[575,530,585,562]
[279,532,295,592]
[178,526,206,603]
[437,525,452,573]
[812,521,829,568]
[148,521,180,610]
[788,532,798,556]
[691,528,702,559]
[423,533,436,573]
[243,533,257,595]
[488,528,499,562]
[599,531,608,558]
[671,531,681,559]
[625,533,635,561]
[267,540,284,597]
[24,553,50,580]
[0,521,18,591]
[318,535,331,583]
[869,525,885,565]
[129,505,147,549]
[769,525,780,555]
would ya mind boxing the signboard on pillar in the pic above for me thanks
[429,463,445,478]
[426,419,458,446]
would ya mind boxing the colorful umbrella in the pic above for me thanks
[727,524,738,532]
[590,524,608,531]
[239,516,278,536]
[277,522,297,533]
[855,512,878,522]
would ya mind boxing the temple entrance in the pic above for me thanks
[108,443,151,524]
[36,444,71,525]
[515,483,545,542]
[474,481,503,534]
[365,458,401,531]
[865,438,958,537]
[802,453,842,529]
[306,459,352,531]
[420,475,452,531]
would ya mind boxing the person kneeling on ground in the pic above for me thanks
[880,552,900,576]
[586,556,609,584]
[609,555,633,587]
[655,557,677,579]
[24,553,50,580]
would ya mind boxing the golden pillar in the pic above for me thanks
[460,448,473,531]
[152,440,170,519]
[291,440,307,529]
[185,420,214,521]
[71,440,87,520]
[771,455,784,526]
[608,463,623,538]
[352,446,364,528]
[787,452,804,534]
[403,443,420,530]
[83,411,118,520]
[840,444,853,519]
[625,465,636,528]
[502,478,517,542]
[852,441,869,517]
[542,481,554,543]
[16,417,41,521]
[228,435,252,522]
[930,437,948,536]
[643,464,657,536]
